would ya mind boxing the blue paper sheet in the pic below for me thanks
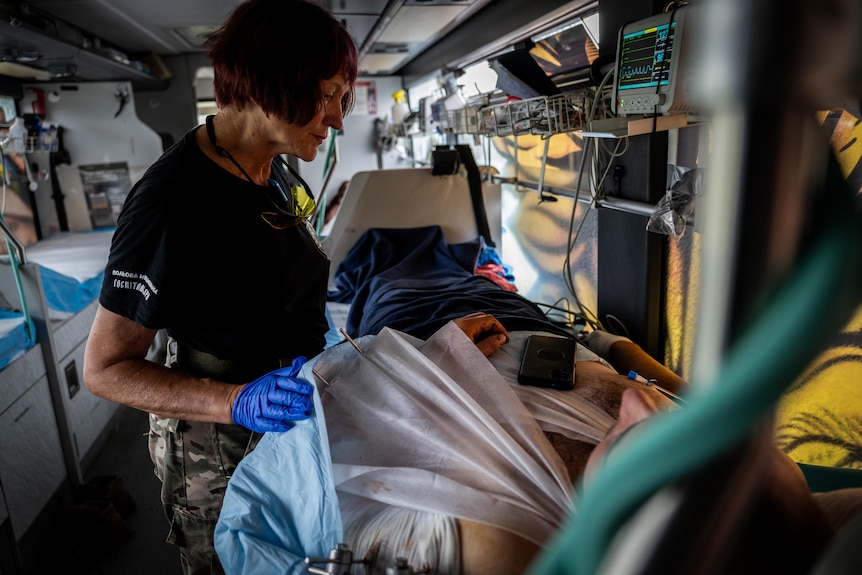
[24,229,114,317]
[0,309,31,370]
[215,362,342,575]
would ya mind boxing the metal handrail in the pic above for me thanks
[0,214,27,264]
[443,93,589,137]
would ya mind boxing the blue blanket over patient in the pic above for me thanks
[327,226,569,340]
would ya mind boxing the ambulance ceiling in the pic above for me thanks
[22,0,592,78]
[23,0,491,76]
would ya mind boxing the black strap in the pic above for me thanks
[455,144,495,247]
[49,125,71,234]
[170,337,285,384]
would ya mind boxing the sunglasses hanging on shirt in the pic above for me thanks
[205,114,316,230]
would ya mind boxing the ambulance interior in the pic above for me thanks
[0,0,860,573]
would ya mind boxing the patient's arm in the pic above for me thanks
[584,330,686,394]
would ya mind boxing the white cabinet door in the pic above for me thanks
[0,376,66,537]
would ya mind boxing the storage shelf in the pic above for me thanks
[581,112,697,138]
[435,92,699,139]
[3,135,52,153]
[0,15,167,90]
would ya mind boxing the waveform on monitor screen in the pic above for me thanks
[620,64,653,80]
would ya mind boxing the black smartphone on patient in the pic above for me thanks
[517,334,576,390]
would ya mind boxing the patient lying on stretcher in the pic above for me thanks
[214,309,690,574]
[215,227,861,574]
[215,313,862,575]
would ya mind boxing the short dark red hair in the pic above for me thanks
[206,0,358,125]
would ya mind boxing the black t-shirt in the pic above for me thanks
[99,127,329,364]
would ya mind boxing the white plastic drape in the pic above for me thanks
[216,324,617,574]
[316,324,608,546]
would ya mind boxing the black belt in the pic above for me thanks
[170,337,287,384]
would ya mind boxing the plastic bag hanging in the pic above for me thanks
[647,166,704,237]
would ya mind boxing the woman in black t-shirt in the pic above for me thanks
[82,1,359,572]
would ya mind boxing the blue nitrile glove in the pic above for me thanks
[231,356,314,433]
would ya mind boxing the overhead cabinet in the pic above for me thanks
[0,12,167,90]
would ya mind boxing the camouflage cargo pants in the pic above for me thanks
[148,414,260,575]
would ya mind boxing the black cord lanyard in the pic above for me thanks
[204,114,315,210]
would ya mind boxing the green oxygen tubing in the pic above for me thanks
[529,158,862,575]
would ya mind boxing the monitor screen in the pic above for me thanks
[617,21,676,94]
[530,16,597,79]
[612,8,697,117]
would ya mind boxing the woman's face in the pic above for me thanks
[282,73,351,162]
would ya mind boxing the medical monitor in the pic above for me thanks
[612,7,698,117]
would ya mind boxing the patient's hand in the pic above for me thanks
[453,312,509,357]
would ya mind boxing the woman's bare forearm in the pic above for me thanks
[85,354,239,422]
[83,304,240,423]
